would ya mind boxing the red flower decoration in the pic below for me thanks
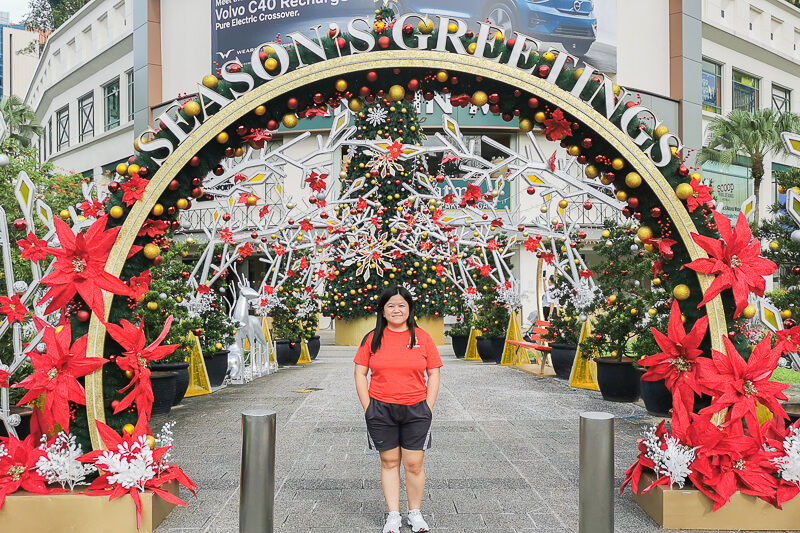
[128,270,152,300]
[0,294,27,323]
[776,324,800,355]
[137,219,170,238]
[119,175,150,206]
[273,244,286,256]
[685,210,777,318]
[298,106,329,118]
[305,171,328,193]
[105,316,179,421]
[17,232,49,263]
[644,237,677,260]
[0,368,8,389]
[238,242,253,258]
[219,227,234,244]
[638,300,714,436]
[0,434,60,509]
[79,199,105,218]
[460,183,483,207]
[620,420,668,495]
[39,216,130,317]
[79,418,196,529]
[523,236,541,252]
[243,128,272,148]
[687,180,714,213]
[196,284,210,294]
[387,140,404,160]
[548,151,557,171]
[13,323,105,431]
[701,334,789,440]
[579,270,593,279]
[543,109,573,141]
[479,264,492,276]
[259,205,270,218]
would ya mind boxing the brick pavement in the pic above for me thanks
[155,339,787,533]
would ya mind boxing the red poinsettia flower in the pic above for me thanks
[638,300,715,436]
[0,368,8,389]
[460,183,483,207]
[243,128,272,148]
[238,242,253,258]
[644,237,678,261]
[701,334,789,439]
[387,140,404,160]
[119,174,150,206]
[0,294,28,323]
[105,316,179,421]
[620,420,669,495]
[137,219,170,238]
[38,216,130,317]
[0,434,62,509]
[273,244,286,256]
[776,324,800,355]
[13,323,106,431]
[479,264,492,276]
[79,198,105,218]
[79,418,196,529]
[685,210,777,318]
[196,284,210,294]
[764,418,800,506]
[258,204,270,218]
[128,270,152,300]
[299,219,314,232]
[543,109,573,141]
[538,252,555,265]
[219,227,234,244]
[523,236,541,252]
[579,269,594,279]
[16,232,49,263]
[298,106,329,119]
[687,180,714,212]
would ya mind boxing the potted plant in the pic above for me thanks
[299,294,321,360]
[543,277,583,380]
[472,298,510,364]
[271,303,304,366]
[446,309,473,359]
[197,286,236,388]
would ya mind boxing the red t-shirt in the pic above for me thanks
[353,327,443,405]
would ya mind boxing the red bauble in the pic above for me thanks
[577,155,587,164]
[502,113,513,122]
[13,219,27,231]
[436,174,445,183]
[213,166,224,176]
[366,71,378,82]
[138,167,148,176]
[266,120,279,130]
[538,65,550,77]
[191,177,201,187]
[627,198,639,209]
[651,207,662,218]
[191,187,203,198]
[506,38,516,47]
[194,328,204,336]
[236,125,247,135]
[604,172,615,182]
[337,37,346,48]
[320,212,329,219]
[287,98,299,109]
[403,23,413,34]
[518,225,525,232]
[170,220,180,230]
[370,168,379,177]
[108,181,120,193]
[528,97,539,108]
[153,255,163,266]
[77,310,90,322]
[583,201,593,210]
[450,76,459,85]
[167,206,177,216]
[259,51,267,61]
[224,147,235,157]
[408,79,419,91]
[633,212,642,220]
[622,207,632,218]
[581,138,593,149]
[678,165,689,177]
[190,156,200,167]
[423,92,434,101]
[313,93,325,104]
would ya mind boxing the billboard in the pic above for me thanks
[212,0,617,74]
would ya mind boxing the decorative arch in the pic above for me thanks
[82,50,725,449]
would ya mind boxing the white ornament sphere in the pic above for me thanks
[579,314,588,322]
[7,414,20,427]
[316,192,326,201]
[630,244,638,252]
[0,154,9,168]
[792,230,800,243]
[182,220,193,230]
[219,287,227,294]
[605,240,613,247]
[634,280,641,288]
[13,281,28,293]
[36,342,47,352]
[159,292,168,300]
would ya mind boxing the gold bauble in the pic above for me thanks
[418,18,434,33]
[574,68,584,79]
[202,75,219,89]
[116,163,128,176]
[122,423,135,435]
[542,51,555,62]
[653,278,662,286]
[59,209,71,220]
[616,191,628,202]
[653,125,669,139]
[779,185,787,194]
[742,305,757,319]
[769,240,780,251]
[147,301,158,311]
[348,98,364,112]
[447,22,458,33]
[648,308,658,316]
[264,58,278,71]
[676,183,693,200]
[609,295,617,304]
[143,243,161,260]
[176,198,189,210]
[216,132,229,144]
[540,205,548,213]
[109,206,124,219]
[585,165,599,179]
[254,105,267,116]
[519,118,533,132]
[613,84,621,95]
[558,200,568,209]
[215,342,224,350]
[494,31,504,41]
[601,230,611,238]
[176,296,183,303]
[152,204,164,216]
[436,70,448,83]
[235,147,245,157]
[467,42,477,54]
[673,284,691,301]
[335,79,348,92]
[643,243,655,252]
[781,309,793,319]
[184,101,201,117]
[388,85,405,102]
[625,172,642,188]
[181,251,188,258]
[690,172,702,181]
[246,195,258,206]
[568,145,581,156]
[534,111,546,123]
[145,435,156,449]
[636,226,653,241]
[611,158,625,170]
[127,164,140,176]
[471,91,488,107]
[282,114,299,128]
[631,308,639,316]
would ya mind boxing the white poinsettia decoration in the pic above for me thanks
[154,421,176,474]
[366,106,388,127]
[36,432,96,490]
[642,425,698,489]
[95,435,157,491]
[774,426,800,485]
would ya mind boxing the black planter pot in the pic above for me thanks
[640,377,672,417]
[151,362,190,406]
[307,335,321,360]
[276,339,302,366]
[150,371,178,416]
[595,358,641,402]
[0,406,33,440]
[450,335,469,359]
[550,344,577,380]
[204,350,230,388]
[476,336,503,363]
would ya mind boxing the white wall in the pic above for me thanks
[160,0,212,104]
[615,0,671,97]
[2,27,40,99]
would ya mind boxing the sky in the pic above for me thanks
[2,2,29,25]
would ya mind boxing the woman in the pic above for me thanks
[354,286,442,533]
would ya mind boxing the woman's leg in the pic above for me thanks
[401,449,426,510]
[379,447,402,512]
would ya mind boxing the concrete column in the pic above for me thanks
[669,0,703,166]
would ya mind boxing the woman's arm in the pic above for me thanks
[426,367,440,410]
[354,364,370,412]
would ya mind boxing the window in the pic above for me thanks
[127,70,134,122]
[702,60,722,114]
[56,107,69,150]
[78,93,94,141]
[773,85,791,114]
[732,70,759,112]
[103,79,120,131]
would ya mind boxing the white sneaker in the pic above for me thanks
[383,511,402,533]
[407,509,430,532]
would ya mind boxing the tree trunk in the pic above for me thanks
[752,154,764,224]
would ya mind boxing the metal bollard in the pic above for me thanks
[240,409,277,532]
[578,411,614,533]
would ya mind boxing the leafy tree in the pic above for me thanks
[22,0,88,32]
[697,109,800,223]
[0,96,43,148]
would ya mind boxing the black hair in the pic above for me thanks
[360,285,417,354]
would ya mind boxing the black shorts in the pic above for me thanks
[365,398,433,451]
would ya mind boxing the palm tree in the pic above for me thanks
[696,108,800,223]
[0,95,43,149]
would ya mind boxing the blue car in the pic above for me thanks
[397,0,597,56]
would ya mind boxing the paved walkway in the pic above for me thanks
[154,340,786,533]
